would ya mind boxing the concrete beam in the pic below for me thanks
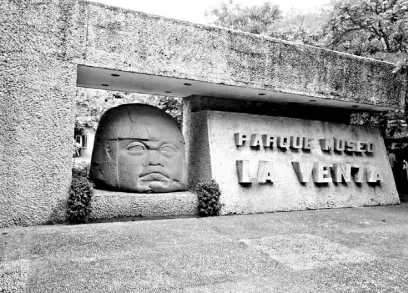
[82,1,406,110]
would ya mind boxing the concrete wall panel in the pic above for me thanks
[0,0,86,226]
[83,2,406,108]
[188,111,399,215]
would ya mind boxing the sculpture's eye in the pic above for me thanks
[160,144,177,157]
[126,142,146,156]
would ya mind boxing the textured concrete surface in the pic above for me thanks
[1,0,406,227]
[0,0,87,227]
[182,95,352,166]
[90,190,198,221]
[1,204,408,292]
[188,111,399,215]
[84,2,406,109]
[183,95,353,126]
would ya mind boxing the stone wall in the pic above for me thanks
[0,0,86,226]
[187,110,399,214]
[89,190,198,221]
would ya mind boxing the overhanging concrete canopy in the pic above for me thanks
[80,1,406,112]
[78,65,394,112]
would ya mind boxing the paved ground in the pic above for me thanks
[1,204,408,293]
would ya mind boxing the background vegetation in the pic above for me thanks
[75,89,182,133]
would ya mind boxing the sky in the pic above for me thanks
[90,0,332,24]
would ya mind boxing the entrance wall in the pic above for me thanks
[187,110,399,214]
[0,0,406,227]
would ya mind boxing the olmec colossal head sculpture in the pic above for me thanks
[90,104,187,193]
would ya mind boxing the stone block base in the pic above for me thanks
[89,190,198,221]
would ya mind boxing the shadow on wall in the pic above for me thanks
[47,199,68,224]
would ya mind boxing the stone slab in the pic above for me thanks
[188,110,399,215]
[2,204,408,292]
[89,190,198,221]
[240,234,376,271]
[83,2,406,109]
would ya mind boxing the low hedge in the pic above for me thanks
[195,180,222,217]
[67,164,93,224]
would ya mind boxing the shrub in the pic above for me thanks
[195,180,222,217]
[67,164,93,224]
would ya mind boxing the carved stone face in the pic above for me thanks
[90,104,187,193]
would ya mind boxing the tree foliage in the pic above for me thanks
[206,0,330,45]
[207,0,408,66]
[326,0,408,68]
[206,0,282,34]
[326,0,408,136]
[75,89,182,132]
[350,110,406,137]
[207,0,408,137]
[268,8,331,46]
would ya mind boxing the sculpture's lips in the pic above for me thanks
[139,166,170,181]
[139,172,170,181]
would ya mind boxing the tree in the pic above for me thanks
[206,1,331,45]
[207,0,408,138]
[326,0,408,66]
[326,0,408,137]
[350,110,406,138]
[206,0,282,34]
[268,7,331,46]
[75,89,182,133]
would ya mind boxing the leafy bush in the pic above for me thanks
[195,180,222,217]
[67,164,93,224]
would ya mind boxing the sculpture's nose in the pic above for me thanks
[143,150,163,167]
